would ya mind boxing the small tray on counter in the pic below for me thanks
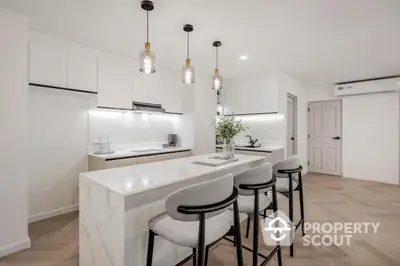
[192,156,239,167]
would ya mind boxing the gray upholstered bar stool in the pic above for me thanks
[230,163,282,266]
[274,155,305,257]
[146,174,244,266]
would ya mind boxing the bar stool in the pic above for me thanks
[229,163,282,266]
[146,174,244,266]
[274,155,305,257]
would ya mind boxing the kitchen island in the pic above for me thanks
[79,153,266,266]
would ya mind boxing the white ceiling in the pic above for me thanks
[1,0,399,86]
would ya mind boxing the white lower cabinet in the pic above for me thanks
[89,150,192,171]
[155,153,172,162]
[105,157,138,169]
[137,155,156,165]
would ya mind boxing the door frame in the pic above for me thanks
[307,99,343,176]
[287,93,298,156]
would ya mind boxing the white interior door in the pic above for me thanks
[308,101,342,176]
[287,95,297,157]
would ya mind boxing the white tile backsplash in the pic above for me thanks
[233,114,285,146]
[88,110,181,146]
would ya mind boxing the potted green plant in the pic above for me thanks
[214,116,248,159]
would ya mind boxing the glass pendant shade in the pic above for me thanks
[182,58,195,84]
[212,69,222,90]
[139,42,155,74]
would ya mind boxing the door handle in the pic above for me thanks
[291,137,295,140]
[333,136,341,140]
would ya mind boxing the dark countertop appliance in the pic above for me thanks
[168,134,178,146]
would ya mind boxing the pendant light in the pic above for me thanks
[212,41,222,90]
[139,0,155,74]
[182,24,195,84]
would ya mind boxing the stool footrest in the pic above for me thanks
[174,253,194,266]
[223,236,281,265]
[295,218,304,232]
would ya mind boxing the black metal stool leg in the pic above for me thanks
[272,184,283,266]
[298,171,306,236]
[197,213,206,266]
[146,230,155,266]
[233,200,244,266]
[288,173,294,257]
[204,246,209,266]
[193,248,197,266]
[253,190,260,266]
[246,217,251,238]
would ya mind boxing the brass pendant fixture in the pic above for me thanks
[139,0,155,74]
[212,41,222,90]
[182,24,195,84]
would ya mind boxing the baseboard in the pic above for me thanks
[29,204,79,223]
[0,238,31,258]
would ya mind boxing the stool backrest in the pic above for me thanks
[234,163,273,195]
[273,155,300,178]
[165,174,234,221]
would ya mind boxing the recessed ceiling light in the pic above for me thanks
[397,81,400,85]
[239,55,248,60]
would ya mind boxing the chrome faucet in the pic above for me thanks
[246,135,259,147]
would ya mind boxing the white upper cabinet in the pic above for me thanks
[223,76,279,115]
[133,68,183,113]
[67,47,98,92]
[29,39,67,87]
[97,54,134,109]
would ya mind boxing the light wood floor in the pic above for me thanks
[1,173,400,266]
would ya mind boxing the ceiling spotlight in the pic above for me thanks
[239,55,248,60]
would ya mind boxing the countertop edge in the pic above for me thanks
[89,148,191,161]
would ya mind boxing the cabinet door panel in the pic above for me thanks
[133,68,182,113]
[137,155,156,164]
[98,55,133,109]
[67,48,97,92]
[156,153,172,162]
[29,41,67,87]
[256,152,272,162]
[105,157,138,169]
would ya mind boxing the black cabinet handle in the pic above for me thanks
[291,137,295,140]
[333,136,341,140]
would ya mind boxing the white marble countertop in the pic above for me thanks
[80,153,265,196]
[88,146,191,160]
[216,144,284,152]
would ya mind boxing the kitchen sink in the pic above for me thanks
[235,145,261,148]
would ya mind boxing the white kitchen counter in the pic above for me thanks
[216,144,284,153]
[88,146,191,160]
[79,153,266,266]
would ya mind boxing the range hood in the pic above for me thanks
[132,101,165,113]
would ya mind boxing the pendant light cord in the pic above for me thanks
[146,11,149,42]
[216,47,219,69]
[187,32,190,59]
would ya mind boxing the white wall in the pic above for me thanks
[307,85,335,102]
[28,87,96,222]
[342,93,399,184]
[0,8,30,257]
[178,74,216,155]
[278,73,309,173]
